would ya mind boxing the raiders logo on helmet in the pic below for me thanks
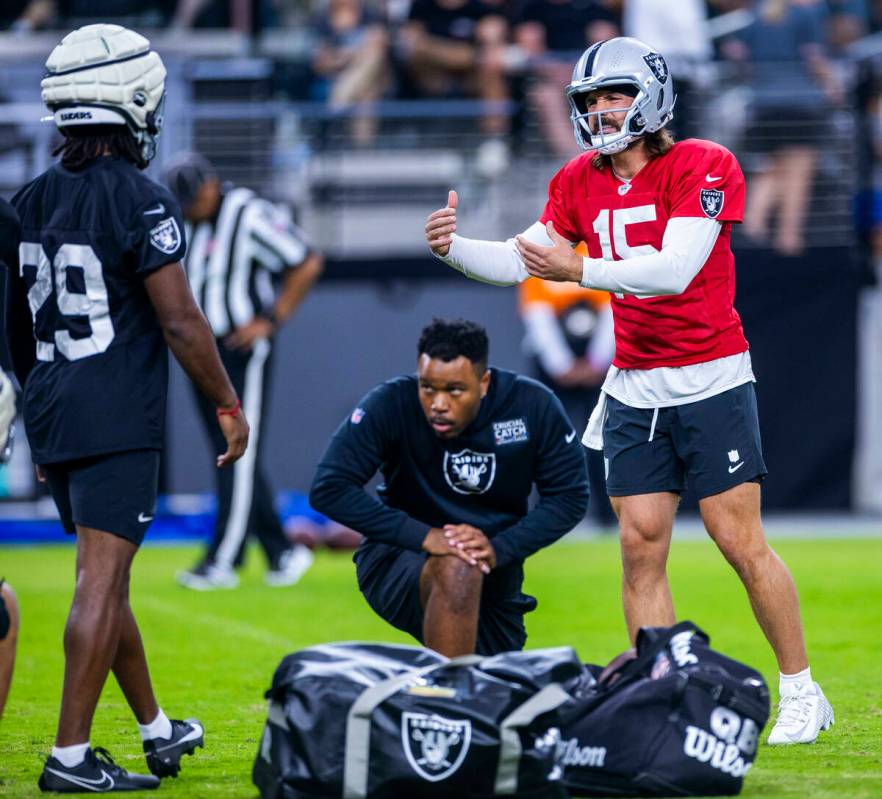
[642,52,669,83]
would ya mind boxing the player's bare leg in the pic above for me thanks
[613,492,679,643]
[112,597,159,725]
[700,481,833,744]
[56,527,137,746]
[699,482,807,673]
[420,556,483,657]
[0,580,20,719]
[113,590,205,779]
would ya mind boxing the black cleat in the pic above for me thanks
[143,718,204,778]
[38,747,160,792]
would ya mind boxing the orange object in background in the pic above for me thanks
[518,242,610,314]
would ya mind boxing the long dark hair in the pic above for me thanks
[53,125,146,171]
[592,128,676,170]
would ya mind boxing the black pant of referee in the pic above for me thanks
[179,337,312,590]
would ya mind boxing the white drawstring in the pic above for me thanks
[648,407,659,442]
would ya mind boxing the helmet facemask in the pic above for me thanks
[138,90,166,164]
[567,81,649,155]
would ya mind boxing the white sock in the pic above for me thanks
[780,667,813,697]
[138,709,173,742]
[51,742,89,768]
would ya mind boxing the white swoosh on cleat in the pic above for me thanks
[152,725,204,753]
[45,767,114,792]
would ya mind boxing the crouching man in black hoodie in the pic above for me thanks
[310,318,589,657]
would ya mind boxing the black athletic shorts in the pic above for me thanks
[603,382,767,500]
[354,541,537,656]
[43,449,160,546]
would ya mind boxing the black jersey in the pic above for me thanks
[8,157,186,464]
[310,368,589,569]
[0,199,21,374]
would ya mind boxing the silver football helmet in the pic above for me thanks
[566,37,676,155]
[41,24,167,164]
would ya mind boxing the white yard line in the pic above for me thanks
[138,595,298,651]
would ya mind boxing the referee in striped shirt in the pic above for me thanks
[166,154,323,590]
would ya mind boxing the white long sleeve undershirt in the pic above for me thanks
[435,217,722,297]
[579,216,721,297]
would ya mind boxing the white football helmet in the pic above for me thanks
[566,37,676,155]
[41,24,167,163]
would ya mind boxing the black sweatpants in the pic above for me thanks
[194,337,288,569]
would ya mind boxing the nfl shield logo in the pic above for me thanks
[642,52,668,83]
[700,189,725,219]
[728,449,740,463]
[149,217,182,254]
[443,449,496,495]
[402,712,472,783]
[350,407,365,424]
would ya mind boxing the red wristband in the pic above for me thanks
[216,399,241,419]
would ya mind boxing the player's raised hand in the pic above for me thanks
[216,405,250,467]
[517,221,582,283]
[425,190,458,257]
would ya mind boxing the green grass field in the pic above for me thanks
[1,537,880,798]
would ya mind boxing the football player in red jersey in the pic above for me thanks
[424,36,833,746]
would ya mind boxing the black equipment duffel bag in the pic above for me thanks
[253,642,582,799]
[558,621,771,797]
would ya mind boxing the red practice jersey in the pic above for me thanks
[540,138,749,370]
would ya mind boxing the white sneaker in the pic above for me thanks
[767,682,834,744]
[265,546,314,587]
[176,563,239,591]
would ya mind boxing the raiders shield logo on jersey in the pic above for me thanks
[443,449,496,494]
[700,189,725,219]
[149,217,182,254]
[402,712,472,783]
[642,52,668,83]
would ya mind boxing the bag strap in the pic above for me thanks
[599,621,705,690]
[494,683,572,796]
[343,655,481,799]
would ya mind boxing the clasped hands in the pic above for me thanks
[423,524,496,574]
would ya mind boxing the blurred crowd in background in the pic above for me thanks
[2,0,881,261]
